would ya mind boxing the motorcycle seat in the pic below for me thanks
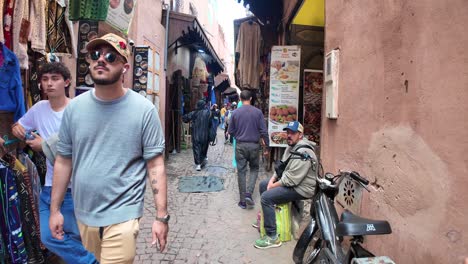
[336,210,392,236]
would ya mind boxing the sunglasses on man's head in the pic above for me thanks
[88,51,121,63]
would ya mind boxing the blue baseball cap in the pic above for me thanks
[283,121,304,133]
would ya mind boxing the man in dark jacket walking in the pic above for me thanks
[183,100,212,171]
[228,90,269,209]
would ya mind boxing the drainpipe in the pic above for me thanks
[164,2,170,71]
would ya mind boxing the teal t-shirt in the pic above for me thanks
[57,89,165,226]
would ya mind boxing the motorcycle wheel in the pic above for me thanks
[293,223,323,264]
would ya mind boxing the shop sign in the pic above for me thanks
[76,20,99,90]
[303,70,323,145]
[107,0,137,34]
[268,46,301,147]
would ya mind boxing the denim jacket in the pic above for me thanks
[0,44,25,121]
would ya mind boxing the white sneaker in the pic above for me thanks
[196,164,201,171]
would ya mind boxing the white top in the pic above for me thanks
[19,100,66,187]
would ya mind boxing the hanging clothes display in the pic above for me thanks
[2,0,14,49]
[69,0,109,21]
[0,157,28,264]
[0,0,4,44]
[18,153,42,229]
[10,157,44,264]
[0,43,26,122]
[46,0,77,57]
[1,151,45,264]
[235,20,262,89]
[28,0,47,54]
[12,0,29,69]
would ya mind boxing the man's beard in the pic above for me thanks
[91,70,122,85]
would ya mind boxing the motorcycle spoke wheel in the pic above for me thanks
[303,234,322,264]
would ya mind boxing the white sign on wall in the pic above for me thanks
[107,0,138,34]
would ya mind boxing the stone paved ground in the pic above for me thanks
[134,129,296,264]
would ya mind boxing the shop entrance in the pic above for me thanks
[233,0,325,164]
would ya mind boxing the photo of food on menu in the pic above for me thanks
[269,105,297,124]
[270,60,299,82]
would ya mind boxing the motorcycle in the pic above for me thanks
[291,159,395,264]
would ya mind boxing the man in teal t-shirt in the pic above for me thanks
[49,34,169,263]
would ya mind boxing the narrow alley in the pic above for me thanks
[134,129,296,264]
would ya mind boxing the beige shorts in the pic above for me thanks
[78,218,140,264]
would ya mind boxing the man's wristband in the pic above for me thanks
[155,214,170,224]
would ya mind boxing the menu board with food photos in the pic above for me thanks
[76,20,99,89]
[132,45,161,104]
[133,46,150,97]
[268,46,301,147]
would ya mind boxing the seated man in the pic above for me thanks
[255,121,318,249]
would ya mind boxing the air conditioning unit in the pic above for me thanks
[324,49,339,119]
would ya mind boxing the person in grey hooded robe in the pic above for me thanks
[183,100,212,171]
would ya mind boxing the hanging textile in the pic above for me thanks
[0,160,28,264]
[69,0,109,21]
[11,158,44,263]
[0,0,5,44]
[18,153,43,249]
[28,54,48,107]
[24,147,46,186]
[3,0,14,49]
[235,20,262,89]
[1,232,6,264]
[0,154,44,264]
[0,44,26,122]
[28,0,47,54]
[46,0,76,56]
[12,0,29,69]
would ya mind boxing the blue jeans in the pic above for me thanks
[40,186,98,264]
[259,179,306,236]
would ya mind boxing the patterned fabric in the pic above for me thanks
[12,0,29,69]
[0,160,28,264]
[25,147,46,186]
[3,0,14,49]
[12,159,44,263]
[0,232,6,264]
[28,0,46,53]
[18,153,43,251]
[46,0,73,55]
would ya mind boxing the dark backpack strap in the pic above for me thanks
[282,144,315,164]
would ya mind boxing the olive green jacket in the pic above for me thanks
[279,138,318,198]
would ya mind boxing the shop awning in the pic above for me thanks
[216,79,231,93]
[215,73,230,90]
[292,0,324,27]
[165,11,224,76]
[222,87,239,96]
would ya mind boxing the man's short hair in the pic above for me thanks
[240,90,252,101]
[38,62,72,82]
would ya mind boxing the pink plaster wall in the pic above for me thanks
[323,0,468,263]
[128,0,167,126]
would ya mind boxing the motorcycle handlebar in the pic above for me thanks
[318,171,370,192]
[350,171,369,186]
